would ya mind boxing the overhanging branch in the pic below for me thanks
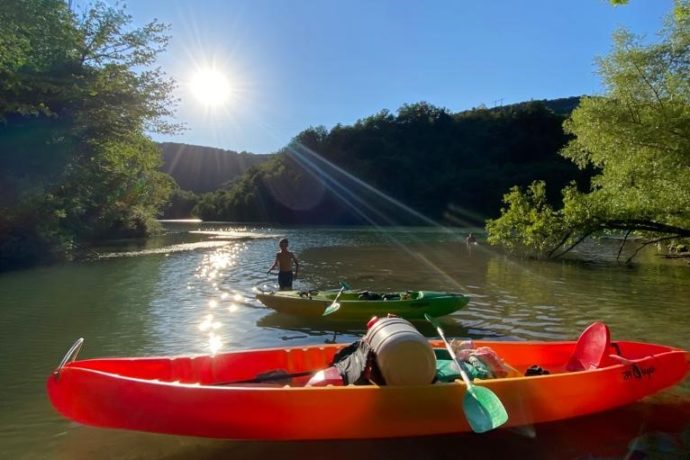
[602,220,690,236]
[543,219,690,261]
[550,230,595,259]
[616,229,632,263]
[624,234,683,264]
[547,229,573,258]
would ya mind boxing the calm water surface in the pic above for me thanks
[1,224,689,459]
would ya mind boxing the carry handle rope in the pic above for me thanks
[53,338,84,380]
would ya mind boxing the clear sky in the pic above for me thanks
[85,0,675,154]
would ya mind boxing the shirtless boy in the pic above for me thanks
[267,238,299,290]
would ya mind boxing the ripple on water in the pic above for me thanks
[99,241,231,258]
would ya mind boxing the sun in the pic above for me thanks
[189,69,231,107]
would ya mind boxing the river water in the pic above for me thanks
[1,223,689,459]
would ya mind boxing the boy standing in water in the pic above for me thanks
[465,233,477,245]
[267,238,299,290]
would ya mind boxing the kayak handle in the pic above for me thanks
[53,337,84,380]
[608,354,635,365]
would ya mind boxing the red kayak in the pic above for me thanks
[47,324,689,440]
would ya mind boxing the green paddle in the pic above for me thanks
[424,314,508,433]
[322,286,345,316]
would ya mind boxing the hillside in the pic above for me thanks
[193,98,592,225]
[159,142,274,192]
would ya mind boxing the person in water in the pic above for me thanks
[465,233,477,245]
[267,238,299,290]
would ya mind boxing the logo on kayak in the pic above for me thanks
[622,364,655,381]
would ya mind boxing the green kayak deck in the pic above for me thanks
[255,289,469,319]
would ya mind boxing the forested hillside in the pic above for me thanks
[159,142,273,192]
[194,98,591,225]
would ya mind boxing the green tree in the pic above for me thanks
[487,0,690,261]
[163,188,200,219]
[1,0,178,270]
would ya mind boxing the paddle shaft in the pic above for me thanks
[431,324,473,388]
[331,286,345,305]
[214,369,316,386]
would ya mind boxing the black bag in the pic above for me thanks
[330,340,385,385]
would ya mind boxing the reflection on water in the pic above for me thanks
[99,240,231,258]
[32,397,690,460]
[0,224,688,459]
[189,229,281,240]
[256,311,472,343]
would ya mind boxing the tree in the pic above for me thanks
[0,0,178,270]
[487,0,690,262]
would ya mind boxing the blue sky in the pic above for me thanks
[89,0,675,154]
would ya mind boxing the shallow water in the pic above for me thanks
[1,224,688,459]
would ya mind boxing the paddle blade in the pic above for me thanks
[424,312,509,433]
[323,286,345,316]
[339,280,352,290]
[464,386,508,433]
[322,302,341,316]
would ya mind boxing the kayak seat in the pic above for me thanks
[358,291,383,301]
[565,321,611,372]
[381,293,401,301]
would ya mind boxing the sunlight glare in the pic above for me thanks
[199,314,221,332]
[208,333,223,355]
[190,69,231,107]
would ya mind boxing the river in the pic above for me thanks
[1,223,688,459]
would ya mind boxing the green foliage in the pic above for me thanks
[196,99,587,225]
[488,1,690,260]
[162,188,200,219]
[0,0,78,116]
[0,0,178,270]
[486,181,567,257]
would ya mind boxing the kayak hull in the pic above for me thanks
[255,290,470,319]
[47,339,689,440]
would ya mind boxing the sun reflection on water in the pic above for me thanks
[198,313,221,332]
[192,242,250,354]
[208,333,223,355]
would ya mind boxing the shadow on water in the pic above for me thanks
[256,311,480,344]
[48,396,690,460]
[257,311,367,340]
